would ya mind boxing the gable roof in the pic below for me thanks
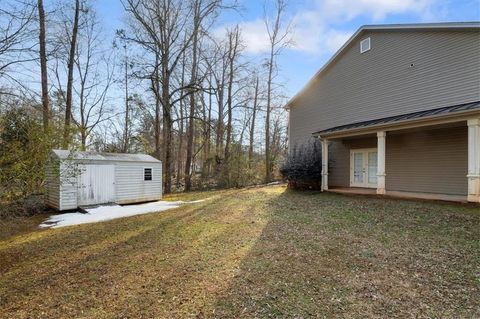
[286,22,480,109]
[51,149,161,163]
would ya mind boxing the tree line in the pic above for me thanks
[0,0,291,201]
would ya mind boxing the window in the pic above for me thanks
[144,168,152,181]
[360,37,371,53]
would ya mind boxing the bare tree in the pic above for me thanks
[175,47,187,187]
[122,0,196,193]
[184,0,224,191]
[62,0,81,148]
[115,37,131,153]
[263,0,290,182]
[184,1,202,191]
[0,0,36,95]
[206,42,227,159]
[72,8,114,150]
[223,26,241,163]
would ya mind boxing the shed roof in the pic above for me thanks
[312,101,480,137]
[286,22,480,109]
[51,150,161,163]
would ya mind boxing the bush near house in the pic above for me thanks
[280,139,322,189]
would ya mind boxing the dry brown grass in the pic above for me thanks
[0,185,479,318]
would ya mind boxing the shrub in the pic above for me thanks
[0,106,60,202]
[280,139,322,190]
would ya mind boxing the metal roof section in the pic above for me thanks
[286,22,480,109]
[312,101,480,136]
[51,150,161,163]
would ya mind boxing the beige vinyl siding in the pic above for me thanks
[385,126,468,195]
[328,125,468,195]
[115,162,162,204]
[329,137,377,187]
[289,29,480,148]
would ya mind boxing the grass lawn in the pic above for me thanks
[0,185,479,318]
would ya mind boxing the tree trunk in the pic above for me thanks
[205,81,212,176]
[184,7,200,191]
[63,0,80,148]
[215,77,224,159]
[163,100,173,194]
[224,28,239,163]
[176,99,184,187]
[80,130,87,151]
[123,46,129,153]
[184,92,195,191]
[265,48,274,183]
[184,46,198,191]
[249,75,259,168]
[162,54,172,193]
[152,52,162,161]
[176,49,187,188]
[38,0,49,132]
[224,70,233,162]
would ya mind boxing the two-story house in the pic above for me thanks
[287,22,480,202]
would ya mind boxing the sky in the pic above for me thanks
[94,0,480,99]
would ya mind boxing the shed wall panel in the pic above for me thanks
[115,162,162,204]
[45,158,60,209]
[59,161,78,210]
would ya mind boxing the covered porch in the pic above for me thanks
[328,187,468,203]
[314,102,480,203]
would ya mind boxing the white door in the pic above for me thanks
[77,165,115,205]
[350,149,378,188]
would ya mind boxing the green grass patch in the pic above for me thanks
[0,186,479,318]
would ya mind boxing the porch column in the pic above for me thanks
[376,131,386,195]
[321,138,329,192]
[467,118,480,203]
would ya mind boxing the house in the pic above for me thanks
[46,150,162,210]
[287,22,480,202]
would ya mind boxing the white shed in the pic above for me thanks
[46,150,162,211]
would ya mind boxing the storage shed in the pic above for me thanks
[46,150,162,211]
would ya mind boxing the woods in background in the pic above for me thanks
[0,0,290,202]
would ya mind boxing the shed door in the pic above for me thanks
[77,165,115,205]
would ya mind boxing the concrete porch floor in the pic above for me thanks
[327,187,468,203]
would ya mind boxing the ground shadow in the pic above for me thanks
[211,189,480,318]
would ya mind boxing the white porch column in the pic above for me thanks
[376,131,386,195]
[467,118,480,203]
[321,138,329,192]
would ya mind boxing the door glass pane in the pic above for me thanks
[368,152,377,185]
[353,152,364,184]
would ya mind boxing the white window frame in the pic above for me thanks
[360,37,371,53]
[144,167,153,181]
[350,148,378,188]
